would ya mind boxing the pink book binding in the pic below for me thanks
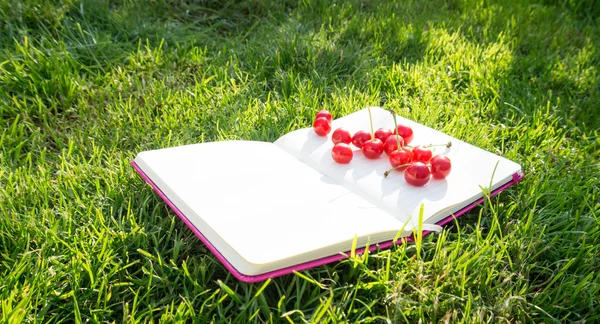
[131,160,523,283]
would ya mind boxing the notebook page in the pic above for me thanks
[134,141,404,275]
[274,107,522,227]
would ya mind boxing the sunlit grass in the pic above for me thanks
[1,0,599,322]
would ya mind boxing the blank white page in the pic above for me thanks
[274,107,522,227]
[134,141,404,275]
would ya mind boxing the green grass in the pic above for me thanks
[1,0,599,322]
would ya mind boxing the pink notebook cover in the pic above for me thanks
[131,160,523,283]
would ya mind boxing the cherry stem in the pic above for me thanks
[404,141,452,149]
[383,163,412,178]
[391,112,401,151]
[423,141,452,148]
[368,106,374,141]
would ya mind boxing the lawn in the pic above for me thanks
[1,0,599,322]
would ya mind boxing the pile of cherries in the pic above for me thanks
[312,109,452,187]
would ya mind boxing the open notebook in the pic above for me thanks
[132,107,523,282]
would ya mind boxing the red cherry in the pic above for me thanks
[313,117,331,136]
[383,135,405,156]
[352,130,371,149]
[331,128,352,145]
[395,124,414,144]
[315,110,332,123]
[404,162,431,186]
[374,128,393,142]
[331,143,353,164]
[388,147,413,171]
[361,139,384,159]
[412,145,433,163]
[430,155,452,179]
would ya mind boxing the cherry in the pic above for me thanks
[352,130,371,149]
[430,155,452,179]
[315,110,332,123]
[395,124,414,144]
[374,128,393,142]
[388,147,413,172]
[359,107,384,159]
[362,139,384,159]
[331,127,352,145]
[383,134,404,155]
[383,112,412,176]
[411,145,433,163]
[313,117,331,136]
[331,143,353,164]
[404,162,431,186]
